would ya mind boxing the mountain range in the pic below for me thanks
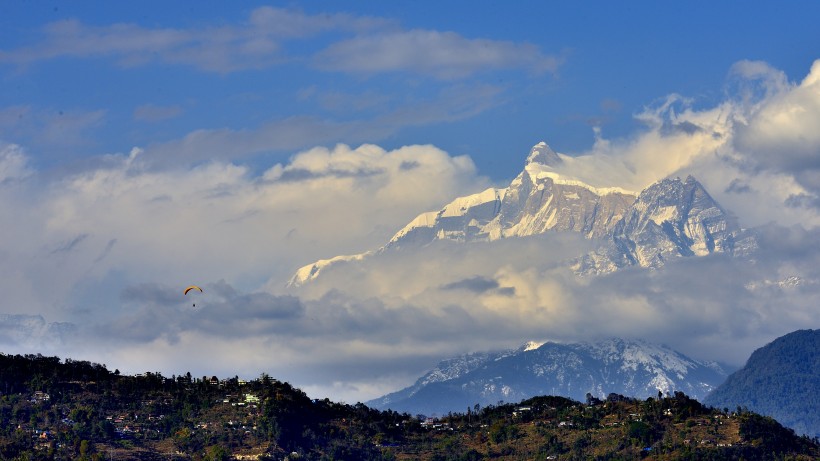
[285,141,819,437]
[289,142,757,285]
[367,338,730,416]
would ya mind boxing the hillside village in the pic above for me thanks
[1,352,818,460]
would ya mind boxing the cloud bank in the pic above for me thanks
[1,59,820,403]
[544,59,820,229]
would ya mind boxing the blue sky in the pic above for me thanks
[1,2,820,402]
[3,2,817,178]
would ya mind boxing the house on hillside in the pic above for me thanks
[513,406,532,418]
[31,391,50,403]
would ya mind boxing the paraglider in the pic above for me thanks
[184,285,202,306]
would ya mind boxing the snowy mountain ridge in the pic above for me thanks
[367,338,730,415]
[289,142,754,286]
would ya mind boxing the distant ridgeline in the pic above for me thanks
[704,329,820,439]
[0,352,817,460]
[368,338,730,416]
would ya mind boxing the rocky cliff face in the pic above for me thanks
[574,175,758,274]
[384,142,636,249]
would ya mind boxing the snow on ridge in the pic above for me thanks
[526,141,563,166]
[581,339,698,396]
[386,187,505,242]
[523,341,546,351]
[419,351,498,386]
[288,251,371,286]
[439,187,505,218]
[745,275,816,291]
[649,374,674,395]
[288,141,745,287]
[583,339,694,376]
[649,205,680,225]
[367,337,729,412]
[392,211,439,237]
[524,163,637,196]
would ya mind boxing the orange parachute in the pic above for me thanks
[184,285,203,295]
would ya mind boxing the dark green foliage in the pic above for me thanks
[488,420,520,444]
[0,351,817,460]
[704,329,820,438]
[627,421,653,445]
[737,412,817,455]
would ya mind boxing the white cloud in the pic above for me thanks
[733,60,820,183]
[0,142,485,319]
[255,225,819,400]
[314,30,563,79]
[551,95,734,192]
[0,143,31,182]
[139,84,505,168]
[0,7,390,73]
[1,7,558,79]
[0,106,107,151]
[542,59,820,228]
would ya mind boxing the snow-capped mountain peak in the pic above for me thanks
[525,141,563,167]
[288,252,372,287]
[367,338,729,415]
[288,142,756,285]
[522,340,546,352]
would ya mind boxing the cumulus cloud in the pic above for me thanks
[282,227,820,385]
[539,59,820,229]
[733,60,820,186]
[547,94,733,192]
[0,141,486,320]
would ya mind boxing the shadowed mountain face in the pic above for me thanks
[290,142,755,286]
[368,338,729,416]
[704,329,820,439]
[575,175,758,274]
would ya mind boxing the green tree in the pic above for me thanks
[204,444,230,461]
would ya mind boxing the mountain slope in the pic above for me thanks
[703,329,820,438]
[385,142,637,248]
[367,338,728,416]
[574,175,758,274]
[289,142,754,285]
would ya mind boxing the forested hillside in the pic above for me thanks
[1,352,817,460]
[704,329,820,438]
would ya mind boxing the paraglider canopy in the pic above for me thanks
[184,285,203,295]
[184,285,203,306]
